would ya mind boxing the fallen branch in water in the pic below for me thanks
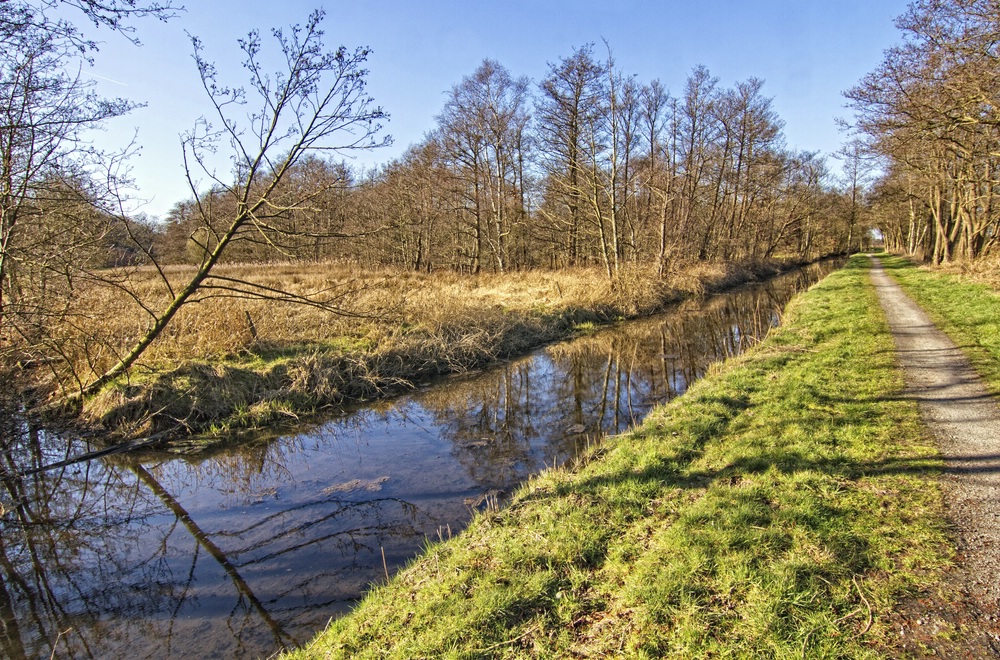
[8,427,180,478]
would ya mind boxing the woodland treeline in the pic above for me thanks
[158,49,858,276]
[11,0,974,402]
[849,0,1000,263]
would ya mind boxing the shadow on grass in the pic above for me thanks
[461,386,949,654]
[552,436,954,507]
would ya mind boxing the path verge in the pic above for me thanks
[870,255,1000,656]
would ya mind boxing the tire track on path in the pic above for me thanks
[870,255,1000,656]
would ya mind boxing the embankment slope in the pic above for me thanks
[285,256,955,657]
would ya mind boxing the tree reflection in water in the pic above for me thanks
[0,260,838,659]
[423,264,828,488]
[0,419,434,659]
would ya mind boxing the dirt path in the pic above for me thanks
[870,256,1000,656]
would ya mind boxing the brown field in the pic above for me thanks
[25,258,797,444]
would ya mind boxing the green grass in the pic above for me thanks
[879,254,1000,397]
[284,255,953,658]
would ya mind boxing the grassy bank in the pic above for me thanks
[879,254,1000,397]
[285,256,953,658]
[68,258,800,444]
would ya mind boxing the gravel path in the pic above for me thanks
[870,256,1000,656]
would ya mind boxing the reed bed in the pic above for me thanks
[18,258,797,443]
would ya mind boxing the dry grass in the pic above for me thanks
[929,253,1000,290]
[14,258,800,443]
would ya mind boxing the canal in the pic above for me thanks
[0,261,839,659]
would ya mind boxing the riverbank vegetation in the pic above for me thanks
[881,254,1000,398]
[285,256,955,658]
[74,257,796,442]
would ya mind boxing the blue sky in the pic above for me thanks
[82,0,910,219]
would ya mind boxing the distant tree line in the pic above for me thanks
[848,0,1000,263]
[1,2,869,399]
[157,46,860,276]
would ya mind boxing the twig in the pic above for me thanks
[799,628,813,659]
[50,628,73,660]
[833,607,864,625]
[475,624,539,654]
[851,575,874,639]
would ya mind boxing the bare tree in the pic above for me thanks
[833,139,877,254]
[437,59,530,273]
[675,66,720,259]
[367,139,454,271]
[536,45,643,279]
[79,9,390,396]
[594,48,641,276]
[0,1,178,52]
[847,0,1000,263]
[535,45,606,267]
[636,79,675,273]
[0,0,181,388]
